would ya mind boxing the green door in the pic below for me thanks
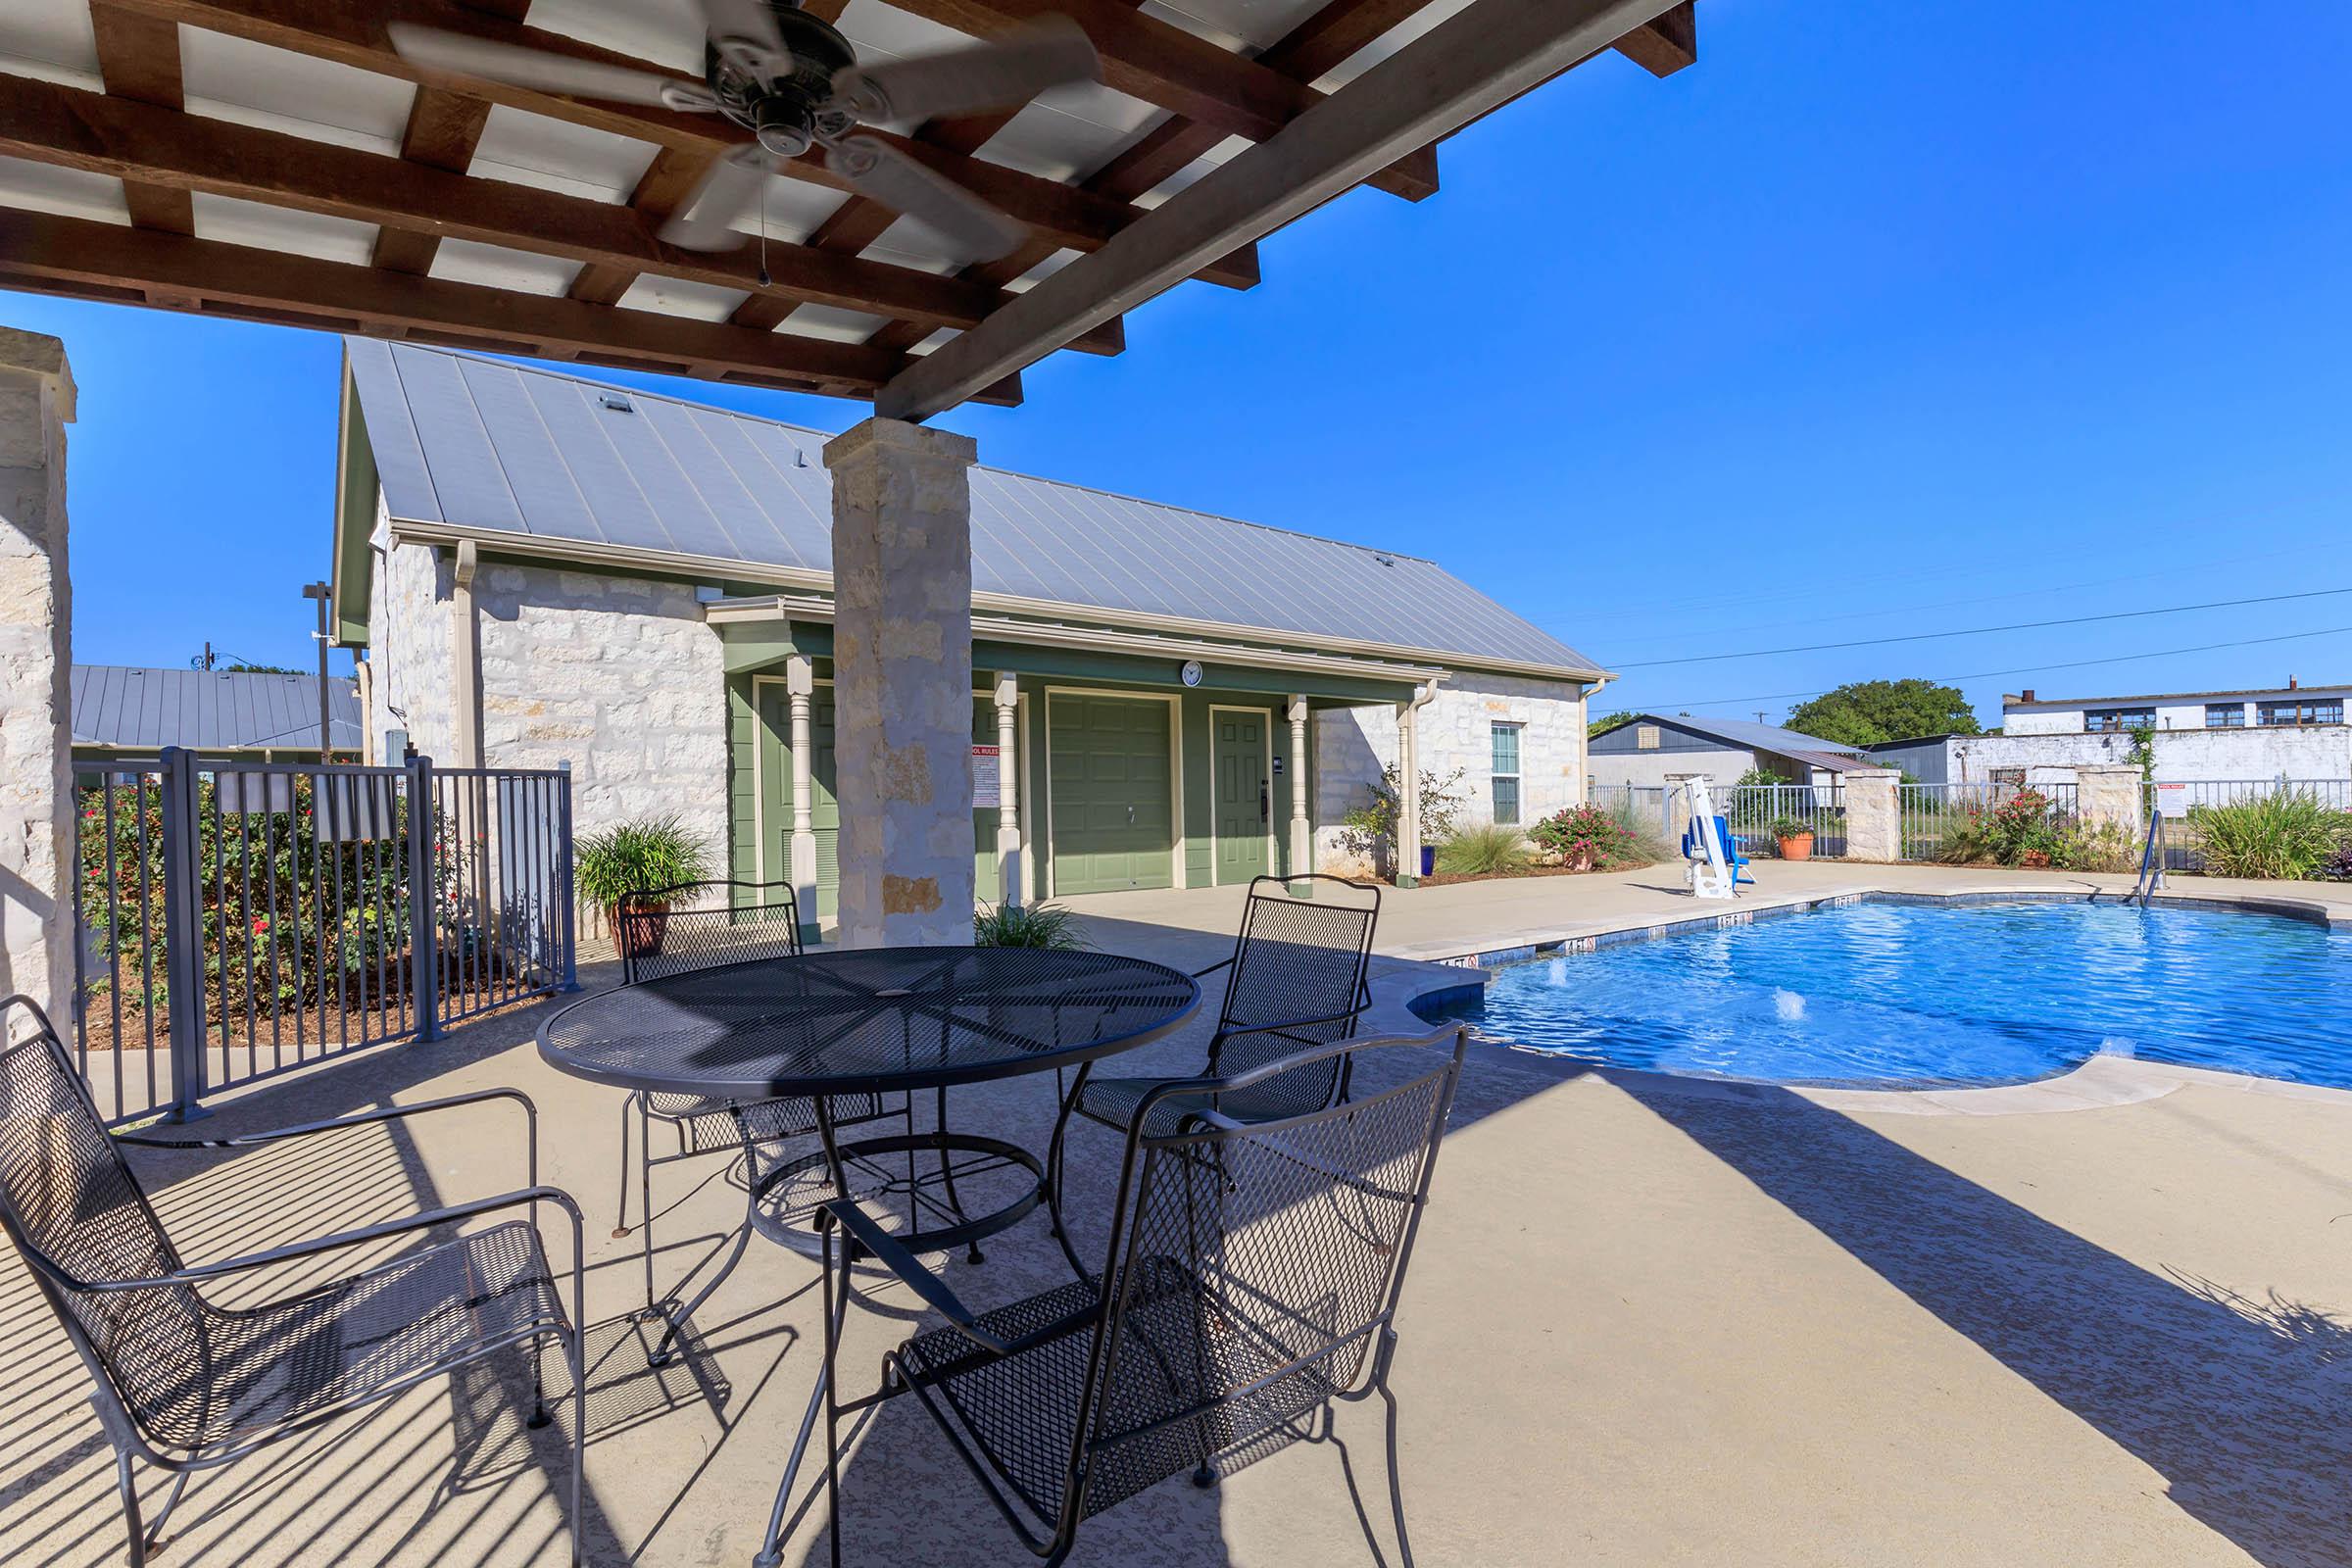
[1048,694,1173,895]
[972,697,1002,905]
[1213,709,1271,884]
[759,683,839,917]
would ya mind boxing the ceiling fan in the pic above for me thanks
[389,0,1100,265]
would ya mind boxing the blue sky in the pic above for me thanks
[17,0,2351,727]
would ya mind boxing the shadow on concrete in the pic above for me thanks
[1617,1075,2352,1568]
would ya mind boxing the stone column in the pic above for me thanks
[993,671,1021,906]
[2075,764,2145,844]
[1287,694,1311,882]
[1842,768,1902,862]
[0,328,76,1022]
[824,418,976,948]
[785,653,820,945]
[1396,696,1423,888]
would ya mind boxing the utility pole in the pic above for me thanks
[302,582,332,757]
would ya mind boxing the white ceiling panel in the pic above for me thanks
[835,1,974,63]
[1312,0,1475,90]
[525,0,706,75]
[0,154,128,225]
[0,0,98,83]
[773,305,891,344]
[181,26,415,154]
[906,326,957,356]
[617,273,751,321]
[192,192,378,264]
[1004,247,1083,291]
[470,105,659,205]
[860,218,963,276]
[1146,0,1334,53]
[429,238,583,298]
[743,175,857,245]
[1136,133,1250,208]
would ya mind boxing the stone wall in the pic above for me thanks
[0,329,74,1020]
[1314,671,1587,874]
[365,529,458,762]
[471,560,728,858]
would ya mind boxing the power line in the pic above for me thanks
[1614,586,2352,669]
[1643,622,2352,712]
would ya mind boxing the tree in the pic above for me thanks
[1786,680,1981,747]
[1587,710,1638,739]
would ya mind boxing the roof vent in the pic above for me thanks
[599,393,634,414]
[1373,554,1396,568]
[794,449,809,468]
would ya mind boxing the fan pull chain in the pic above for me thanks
[759,178,771,289]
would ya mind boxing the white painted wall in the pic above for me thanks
[2005,687,2352,736]
[1586,745,1761,791]
[1314,671,1587,873]
[1947,727,2352,783]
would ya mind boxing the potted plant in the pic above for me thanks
[576,816,711,959]
[1769,815,1815,861]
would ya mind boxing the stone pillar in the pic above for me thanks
[1842,768,1902,862]
[0,328,76,1023]
[786,653,820,945]
[1396,696,1422,888]
[824,418,976,948]
[2076,764,2145,844]
[993,671,1021,907]
[1287,694,1311,882]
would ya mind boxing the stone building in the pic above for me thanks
[330,342,1605,930]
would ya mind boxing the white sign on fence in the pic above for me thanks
[972,744,1002,810]
[2155,782,2191,820]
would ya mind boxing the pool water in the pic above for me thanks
[1428,900,2352,1089]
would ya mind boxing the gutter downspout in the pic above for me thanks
[1396,676,1444,888]
[1580,671,1616,807]
[451,539,483,770]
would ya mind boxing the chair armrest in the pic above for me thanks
[68,1186,582,1296]
[1212,1005,1362,1054]
[120,1088,542,1189]
[821,1198,1015,1355]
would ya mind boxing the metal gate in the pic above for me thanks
[71,749,574,1125]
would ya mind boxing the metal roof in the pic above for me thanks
[72,664,362,753]
[347,338,1602,677]
[1599,712,1864,759]
[2005,682,2351,708]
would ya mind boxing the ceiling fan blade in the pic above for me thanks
[697,0,794,81]
[388,24,714,111]
[658,147,775,252]
[830,17,1100,124]
[826,136,1027,266]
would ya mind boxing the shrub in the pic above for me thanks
[1337,762,1467,870]
[2188,793,2352,881]
[1530,803,1657,871]
[1435,822,1530,876]
[1937,788,2072,868]
[972,901,1088,949]
[575,816,711,920]
[2052,820,2138,873]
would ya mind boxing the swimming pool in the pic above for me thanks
[1423,899,2352,1089]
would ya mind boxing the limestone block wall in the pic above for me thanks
[0,329,74,1019]
[365,531,458,762]
[471,561,728,858]
[1315,671,1588,874]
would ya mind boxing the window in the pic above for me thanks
[2259,698,2343,726]
[1490,722,1523,825]
[1635,724,1660,750]
[2084,707,2154,733]
[2204,704,2246,728]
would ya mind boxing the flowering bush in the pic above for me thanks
[1529,803,1657,872]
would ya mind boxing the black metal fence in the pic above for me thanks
[71,749,574,1125]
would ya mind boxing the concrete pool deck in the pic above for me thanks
[6,859,2352,1566]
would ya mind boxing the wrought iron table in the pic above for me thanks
[536,944,1199,1566]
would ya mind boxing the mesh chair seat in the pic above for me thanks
[106,1221,565,1453]
[1072,1074,1320,1138]
[900,1255,1344,1527]
[642,1091,887,1155]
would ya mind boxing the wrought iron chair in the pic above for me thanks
[1049,875,1378,1224]
[611,879,896,1343]
[813,1025,1468,1568]
[0,996,586,1567]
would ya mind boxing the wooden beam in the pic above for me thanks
[369,0,527,271]
[0,206,1023,402]
[105,0,1254,288]
[877,0,1680,419]
[568,147,725,305]
[0,77,1120,351]
[88,3,194,235]
[884,0,1437,201]
[1613,2,1698,76]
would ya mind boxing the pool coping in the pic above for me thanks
[1366,882,2352,1119]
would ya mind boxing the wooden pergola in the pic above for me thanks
[0,0,1694,416]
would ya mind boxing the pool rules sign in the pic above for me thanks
[972,744,1003,809]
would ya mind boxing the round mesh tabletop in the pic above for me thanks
[537,947,1200,1100]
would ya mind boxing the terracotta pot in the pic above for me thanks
[614,901,669,960]
[1777,832,1814,862]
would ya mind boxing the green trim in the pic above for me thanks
[972,640,1408,704]
[329,367,379,649]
